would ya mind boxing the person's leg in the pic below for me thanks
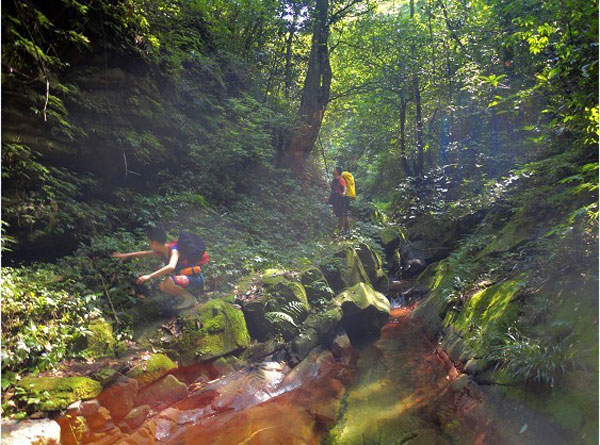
[343,197,351,232]
[159,277,196,309]
[343,216,349,232]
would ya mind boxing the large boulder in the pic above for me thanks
[378,226,406,253]
[355,242,389,294]
[175,299,251,364]
[336,283,390,342]
[96,376,139,420]
[300,266,335,304]
[320,247,371,294]
[291,305,343,362]
[238,270,310,341]
[1,418,61,445]
[16,376,102,411]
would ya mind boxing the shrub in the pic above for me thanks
[1,266,101,376]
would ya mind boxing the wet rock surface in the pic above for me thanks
[327,307,574,445]
[56,333,355,444]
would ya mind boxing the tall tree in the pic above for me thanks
[281,0,367,173]
[410,0,425,177]
[281,0,331,173]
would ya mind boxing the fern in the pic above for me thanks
[264,311,296,327]
[283,301,307,319]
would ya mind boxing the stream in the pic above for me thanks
[59,296,574,444]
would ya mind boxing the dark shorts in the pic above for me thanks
[171,273,205,292]
[332,195,350,217]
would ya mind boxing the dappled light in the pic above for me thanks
[1,0,597,443]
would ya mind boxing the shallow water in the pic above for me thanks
[65,304,574,444]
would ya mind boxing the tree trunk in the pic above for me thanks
[410,0,424,177]
[281,0,331,174]
[400,98,412,176]
[284,5,299,101]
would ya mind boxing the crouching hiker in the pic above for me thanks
[112,227,209,310]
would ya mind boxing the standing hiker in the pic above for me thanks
[329,167,350,233]
[111,227,209,310]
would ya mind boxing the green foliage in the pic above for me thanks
[489,329,578,388]
[264,300,309,336]
[0,266,101,375]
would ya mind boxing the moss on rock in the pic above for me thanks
[175,299,251,365]
[17,376,102,411]
[336,282,390,341]
[126,353,177,386]
[378,226,406,251]
[355,243,389,294]
[240,270,310,341]
[410,260,453,333]
[300,266,335,304]
[320,248,371,294]
[447,279,524,343]
[83,319,115,358]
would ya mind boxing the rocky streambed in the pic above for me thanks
[3,228,593,444]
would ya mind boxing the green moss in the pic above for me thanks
[240,269,311,341]
[378,226,406,247]
[497,276,599,442]
[336,282,390,314]
[412,261,452,333]
[355,243,389,294]
[176,299,251,365]
[320,247,371,294]
[336,283,390,339]
[17,376,101,411]
[300,266,335,304]
[91,367,119,385]
[262,269,310,309]
[127,353,177,386]
[84,319,115,358]
[481,214,532,255]
[449,279,524,341]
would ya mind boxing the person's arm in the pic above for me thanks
[137,249,180,284]
[111,250,155,259]
[338,177,347,196]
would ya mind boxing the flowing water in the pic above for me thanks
[63,302,574,444]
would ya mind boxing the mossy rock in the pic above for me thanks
[291,304,344,360]
[17,377,102,411]
[91,367,119,385]
[481,211,534,255]
[175,299,251,365]
[355,243,389,294]
[300,266,335,304]
[303,305,344,335]
[262,269,309,309]
[411,260,455,334]
[447,278,525,341]
[378,226,406,251]
[320,248,371,294]
[84,319,116,358]
[240,269,310,341]
[126,353,177,386]
[336,283,390,342]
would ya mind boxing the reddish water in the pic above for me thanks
[60,305,572,444]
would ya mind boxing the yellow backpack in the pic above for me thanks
[341,171,356,199]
